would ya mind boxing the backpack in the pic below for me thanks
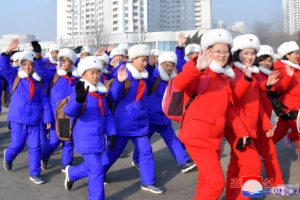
[148,75,161,96]
[104,78,131,113]
[55,96,87,141]
[162,70,210,123]
[11,76,42,95]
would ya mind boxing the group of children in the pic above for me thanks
[1,28,300,199]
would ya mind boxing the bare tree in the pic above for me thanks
[250,21,274,45]
[89,20,111,50]
[131,31,149,44]
[56,35,65,46]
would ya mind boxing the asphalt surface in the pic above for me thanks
[0,107,299,200]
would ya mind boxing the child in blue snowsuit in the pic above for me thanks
[64,56,116,200]
[132,52,196,173]
[34,45,80,172]
[1,39,52,184]
[106,47,126,80]
[101,44,164,194]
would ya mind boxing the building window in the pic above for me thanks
[125,13,128,17]
[158,41,176,51]
[125,7,128,11]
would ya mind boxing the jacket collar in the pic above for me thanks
[234,61,259,74]
[49,56,58,65]
[126,63,148,79]
[281,59,300,70]
[56,64,80,77]
[157,66,177,81]
[80,79,107,93]
[258,66,272,75]
[18,67,42,81]
[209,60,235,79]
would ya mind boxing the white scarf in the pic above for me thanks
[209,60,235,79]
[18,67,42,81]
[126,63,148,79]
[258,66,272,75]
[157,66,177,81]
[80,79,107,93]
[281,60,300,70]
[234,61,259,74]
[49,56,58,65]
[56,64,80,77]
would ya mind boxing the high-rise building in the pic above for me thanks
[228,21,246,34]
[282,0,300,35]
[57,0,211,39]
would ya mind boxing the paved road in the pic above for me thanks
[0,107,299,200]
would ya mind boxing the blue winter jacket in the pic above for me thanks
[108,64,149,136]
[175,46,187,73]
[106,60,126,80]
[146,66,172,126]
[64,88,116,153]
[34,62,79,116]
[0,54,52,125]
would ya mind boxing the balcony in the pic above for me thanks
[195,8,201,11]
[195,13,201,17]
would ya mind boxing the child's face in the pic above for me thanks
[82,69,101,85]
[15,60,20,66]
[59,57,73,72]
[51,51,59,61]
[124,55,129,63]
[160,62,175,75]
[101,60,107,66]
[258,56,273,70]
[22,60,34,75]
[81,53,90,59]
[286,51,299,64]
[239,48,256,66]
[187,52,199,60]
[113,55,124,63]
[132,56,148,72]
[154,56,159,65]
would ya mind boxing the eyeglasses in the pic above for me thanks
[213,51,230,56]
[59,59,72,63]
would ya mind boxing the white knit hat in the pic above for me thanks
[58,48,77,63]
[201,29,233,50]
[277,41,299,59]
[257,45,274,59]
[19,51,36,64]
[231,34,260,54]
[97,53,109,65]
[151,49,161,56]
[81,46,92,55]
[118,43,129,50]
[110,47,125,58]
[49,44,63,53]
[185,44,201,55]
[78,56,103,76]
[159,52,177,65]
[128,44,151,60]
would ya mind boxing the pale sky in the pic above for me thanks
[0,0,282,41]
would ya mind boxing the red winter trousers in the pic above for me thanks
[185,144,225,200]
[225,136,262,200]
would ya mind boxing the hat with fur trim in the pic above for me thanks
[58,48,77,63]
[12,52,22,62]
[81,46,92,55]
[110,47,125,58]
[151,49,160,56]
[159,52,177,65]
[98,53,109,65]
[231,34,260,54]
[19,51,36,64]
[185,44,200,55]
[277,41,299,59]
[78,56,103,76]
[49,44,63,53]
[128,44,151,60]
[201,29,233,50]
[118,43,129,50]
[257,45,274,59]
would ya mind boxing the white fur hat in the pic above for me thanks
[97,53,110,65]
[81,46,92,55]
[185,44,201,55]
[118,43,129,50]
[257,45,275,59]
[128,44,151,60]
[58,48,77,63]
[231,34,260,54]
[12,52,22,62]
[110,47,125,58]
[19,51,36,64]
[277,41,299,59]
[151,49,161,56]
[78,56,103,76]
[49,44,62,53]
[201,29,233,50]
[159,52,177,65]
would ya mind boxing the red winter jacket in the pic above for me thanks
[173,58,248,150]
[273,60,300,112]
[225,67,273,139]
